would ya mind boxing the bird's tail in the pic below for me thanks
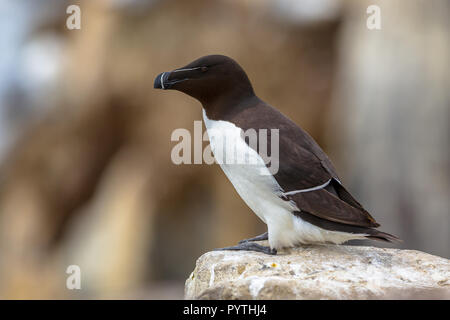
[365,229,402,243]
[294,210,402,243]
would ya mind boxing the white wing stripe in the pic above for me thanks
[283,179,332,196]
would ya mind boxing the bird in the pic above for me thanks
[154,54,400,255]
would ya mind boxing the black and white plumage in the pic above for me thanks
[154,55,399,255]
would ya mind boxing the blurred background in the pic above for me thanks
[0,0,448,299]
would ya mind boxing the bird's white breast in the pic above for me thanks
[202,109,366,249]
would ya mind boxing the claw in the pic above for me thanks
[238,232,268,244]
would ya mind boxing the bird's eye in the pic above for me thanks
[201,66,208,72]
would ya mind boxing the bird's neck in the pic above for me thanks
[201,89,257,121]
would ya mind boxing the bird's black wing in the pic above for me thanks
[230,102,379,228]
[275,127,379,228]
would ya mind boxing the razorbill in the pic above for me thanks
[154,55,399,255]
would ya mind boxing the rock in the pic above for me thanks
[185,244,450,299]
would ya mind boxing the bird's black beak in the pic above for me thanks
[154,67,202,90]
[154,71,171,90]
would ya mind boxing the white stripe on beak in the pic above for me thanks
[160,72,166,90]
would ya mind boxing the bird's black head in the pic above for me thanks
[154,55,255,107]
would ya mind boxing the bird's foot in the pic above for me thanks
[238,232,268,244]
[213,242,277,255]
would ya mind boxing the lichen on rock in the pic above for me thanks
[185,244,450,299]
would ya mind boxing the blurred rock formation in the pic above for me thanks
[0,0,340,298]
[328,0,450,257]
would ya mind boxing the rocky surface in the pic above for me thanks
[185,244,450,299]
